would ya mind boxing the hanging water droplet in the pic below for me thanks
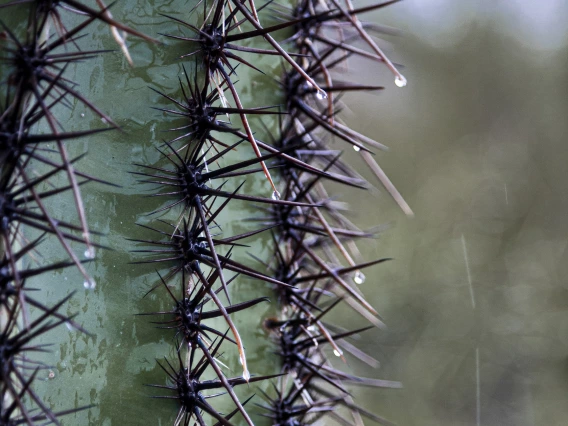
[353,271,366,285]
[240,353,250,381]
[83,279,96,290]
[317,89,328,99]
[395,75,407,88]
[272,190,281,201]
[333,349,342,357]
[84,247,95,259]
[353,145,361,152]
[242,370,251,382]
[65,322,77,332]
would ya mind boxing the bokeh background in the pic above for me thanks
[347,1,568,425]
[5,0,568,425]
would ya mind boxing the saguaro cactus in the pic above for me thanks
[0,0,409,424]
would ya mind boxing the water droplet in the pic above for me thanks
[271,190,281,201]
[80,113,85,118]
[239,354,249,382]
[242,370,251,382]
[395,75,407,88]
[65,322,77,332]
[317,89,328,99]
[84,247,95,259]
[333,349,342,357]
[353,271,366,285]
[83,279,96,290]
[353,145,361,152]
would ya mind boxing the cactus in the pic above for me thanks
[0,0,409,424]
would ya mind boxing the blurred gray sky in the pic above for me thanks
[396,0,568,50]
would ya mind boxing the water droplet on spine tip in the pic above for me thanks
[83,279,96,290]
[395,75,407,88]
[239,354,249,379]
[317,89,328,99]
[333,349,342,357]
[353,145,361,152]
[272,190,281,201]
[353,271,366,285]
[84,247,95,259]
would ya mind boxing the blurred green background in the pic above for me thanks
[5,0,568,425]
[344,1,568,425]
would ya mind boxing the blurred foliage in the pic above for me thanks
[342,2,568,425]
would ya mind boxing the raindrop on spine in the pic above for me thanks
[395,75,407,88]
[353,271,366,285]
[83,279,96,290]
[84,247,96,259]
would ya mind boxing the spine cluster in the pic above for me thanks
[135,0,409,424]
[0,1,150,424]
[256,0,409,424]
